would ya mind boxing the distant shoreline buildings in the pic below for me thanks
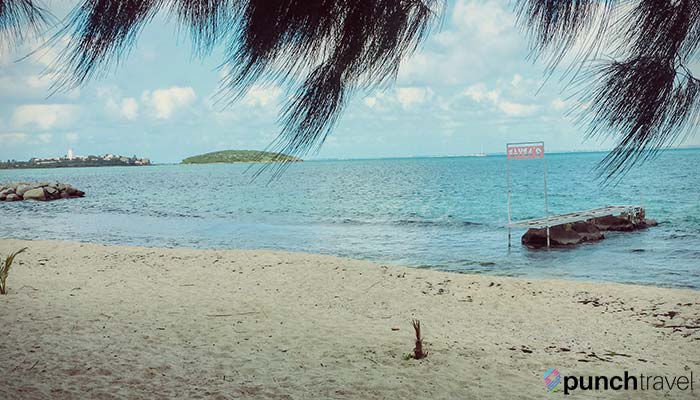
[0,149,151,170]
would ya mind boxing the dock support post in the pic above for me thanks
[506,149,512,249]
[543,148,550,249]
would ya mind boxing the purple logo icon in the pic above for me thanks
[544,368,561,392]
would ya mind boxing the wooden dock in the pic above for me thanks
[507,205,644,229]
[507,205,644,248]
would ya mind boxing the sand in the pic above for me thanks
[0,238,698,399]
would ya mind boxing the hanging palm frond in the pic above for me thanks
[516,0,700,179]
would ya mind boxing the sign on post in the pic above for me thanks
[507,144,544,160]
[506,141,550,247]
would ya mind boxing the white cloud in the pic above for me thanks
[120,98,139,120]
[37,133,53,143]
[461,83,538,116]
[97,86,139,120]
[551,98,568,111]
[65,132,79,142]
[362,92,388,110]
[395,87,434,109]
[452,0,515,38]
[242,85,282,107]
[25,75,53,89]
[398,0,523,85]
[142,86,196,119]
[27,40,63,68]
[361,88,433,111]
[497,100,538,116]
[12,104,79,130]
[0,132,28,145]
[0,74,80,100]
[511,74,523,87]
[463,84,499,103]
[364,97,378,108]
[0,132,56,146]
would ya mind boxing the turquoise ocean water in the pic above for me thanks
[1,150,699,288]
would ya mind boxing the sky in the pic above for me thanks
[1,0,698,163]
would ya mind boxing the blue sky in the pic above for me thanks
[1,0,698,163]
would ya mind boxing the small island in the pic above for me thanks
[0,149,151,170]
[182,150,302,164]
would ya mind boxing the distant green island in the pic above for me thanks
[182,150,303,164]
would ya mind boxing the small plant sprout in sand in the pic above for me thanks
[411,319,427,360]
[0,247,28,295]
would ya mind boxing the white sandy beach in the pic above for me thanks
[0,238,698,399]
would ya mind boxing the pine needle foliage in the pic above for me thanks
[515,0,700,180]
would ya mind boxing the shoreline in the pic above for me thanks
[1,234,696,291]
[1,238,699,398]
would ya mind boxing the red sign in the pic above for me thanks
[507,144,544,160]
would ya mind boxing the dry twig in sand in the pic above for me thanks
[412,319,427,360]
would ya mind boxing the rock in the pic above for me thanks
[45,187,59,199]
[632,218,658,230]
[570,221,604,242]
[1,181,83,202]
[15,184,32,196]
[588,215,635,232]
[523,209,656,249]
[523,221,605,248]
[22,187,47,201]
[522,224,585,248]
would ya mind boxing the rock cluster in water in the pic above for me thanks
[0,182,85,202]
[522,210,658,248]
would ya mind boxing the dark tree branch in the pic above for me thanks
[41,0,440,177]
[0,0,52,49]
[516,0,700,180]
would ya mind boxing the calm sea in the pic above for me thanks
[2,150,699,289]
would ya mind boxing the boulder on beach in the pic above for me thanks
[5,193,21,202]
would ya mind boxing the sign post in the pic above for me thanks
[506,142,549,248]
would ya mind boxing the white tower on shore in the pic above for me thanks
[67,148,74,160]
